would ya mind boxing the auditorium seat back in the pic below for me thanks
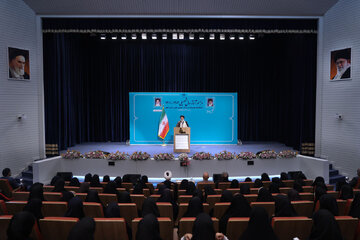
[337,199,347,216]
[196,182,215,191]
[302,186,313,192]
[227,188,240,195]
[176,203,210,223]
[150,194,160,201]
[226,217,249,240]
[156,202,173,220]
[121,183,133,191]
[0,215,42,240]
[239,182,254,188]
[250,202,275,217]
[291,201,313,217]
[177,195,192,204]
[12,191,29,201]
[99,193,117,207]
[335,216,359,240]
[130,194,146,212]
[244,194,258,203]
[0,179,15,198]
[44,192,62,201]
[178,217,218,238]
[42,201,68,217]
[218,182,231,191]
[279,187,292,194]
[282,180,294,187]
[94,218,128,240]
[64,186,80,192]
[118,203,138,226]
[145,183,155,194]
[206,194,222,209]
[272,217,312,240]
[303,180,313,186]
[132,217,172,240]
[0,200,7,215]
[299,193,314,201]
[345,199,353,216]
[250,188,259,194]
[89,187,103,194]
[213,202,231,220]
[5,201,27,215]
[43,185,54,192]
[83,202,104,218]
[75,193,87,202]
[40,217,78,240]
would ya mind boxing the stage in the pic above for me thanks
[33,142,329,185]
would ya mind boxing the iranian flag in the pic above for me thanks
[158,107,169,139]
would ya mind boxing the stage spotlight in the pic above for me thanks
[209,33,215,40]
[199,34,205,40]
[172,33,178,40]
[239,34,245,40]
[220,34,225,40]
[131,33,137,40]
[121,34,127,40]
[229,34,235,40]
[162,33,167,40]
[249,34,255,40]
[100,34,106,40]
[111,34,117,40]
[152,33,157,40]
[179,33,184,40]
[141,33,147,40]
[189,33,195,40]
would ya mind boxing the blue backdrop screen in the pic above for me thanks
[129,92,237,144]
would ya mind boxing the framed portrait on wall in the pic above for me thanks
[8,47,30,80]
[330,48,351,81]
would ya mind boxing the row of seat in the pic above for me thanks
[1,214,359,240]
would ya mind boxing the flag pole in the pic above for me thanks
[162,139,166,147]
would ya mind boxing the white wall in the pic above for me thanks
[316,0,360,178]
[0,0,45,175]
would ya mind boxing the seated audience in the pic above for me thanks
[319,194,339,216]
[142,198,160,217]
[105,202,121,217]
[274,195,297,217]
[287,189,301,201]
[239,206,278,240]
[23,198,43,221]
[52,178,66,192]
[133,182,144,194]
[253,179,263,188]
[309,209,343,240]
[114,176,122,188]
[79,182,90,193]
[197,171,214,184]
[244,177,252,182]
[65,197,85,219]
[312,176,325,187]
[349,192,360,218]
[179,179,189,190]
[280,172,288,181]
[84,173,92,182]
[7,212,35,240]
[1,168,20,189]
[69,177,80,187]
[103,175,110,182]
[220,190,233,202]
[240,184,250,195]
[183,197,203,217]
[68,217,96,240]
[50,175,60,186]
[256,188,274,202]
[230,179,239,188]
[85,189,102,203]
[90,174,102,187]
[117,191,132,203]
[339,184,353,200]
[28,182,44,201]
[203,185,217,202]
[219,194,251,234]
[136,214,162,240]
[181,213,229,240]
[261,173,270,181]
[157,188,178,219]
[268,183,280,193]
[349,168,360,189]
[103,181,118,194]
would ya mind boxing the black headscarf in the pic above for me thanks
[90,174,101,187]
[157,185,167,195]
[183,197,203,217]
[157,188,179,220]
[53,178,66,192]
[309,209,343,240]
[79,182,90,193]
[244,177,252,182]
[293,180,304,193]
[69,177,80,187]
[50,175,60,186]
[314,185,327,207]
[103,175,110,182]
[254,179,263,188]
[142,198,160,217]
[105,202,121,218]
[23,198,43,220]
[280,172,288,181]
[261,173,270,182]
[349,192,360,218]
[240,206,278,240]
[274,195,297,217]
[114,176,122,188]
[60,191,75,203]
[220,194,251,234]
[136,214,162,240]
[312,176,325,186]
[319,194,339,216]
[65,197,85,219]
[272,177,284,188]
[84,173,92,182]
[117,191,132,203]
[192,213,215,240]
[220,190,233,202]
[240,184,250,195]
[185,182,196,195]
[230,179,239,188]
[103,181,118,194]
[28,182,44,201]
[257,188,274,202]
[68,217,96,240]
[85,190,101,203]
[162,180,173,190]
[179,179,189,190]
[141,175,148,183]
[7,211,35,240]
[268,183,280,193]
[203,185,217,201]
[133,182,144,194]
[339,184,353,200]
[287,189,301,201]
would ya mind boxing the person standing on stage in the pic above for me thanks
[176,115,189,128]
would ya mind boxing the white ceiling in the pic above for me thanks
[23,0,338,16]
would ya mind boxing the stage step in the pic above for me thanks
[329,169,339,177]
[16,164,33,188]
[328,164,346,187]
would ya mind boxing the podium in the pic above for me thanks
[173,127,191,153]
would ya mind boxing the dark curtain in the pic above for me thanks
[43,20,317,151]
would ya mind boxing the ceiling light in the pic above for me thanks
[199,34,205,40]
[249,35,255,40]
[162,33,167,40]
[209,33,215,40]
[111,34,117,40]
[189,33,194,40]
[229,34,235,40]
[121,34,127,40]
[131,33,137,40]
[100,34,106,40]
[239,34,245,40]
[220,34,225,40]
[179,33,184,40]
[172,33,178,40]
[141,33,147,40]
[152,34,157,40]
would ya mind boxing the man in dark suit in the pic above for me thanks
[332,49,351,80]
[349,168,360,188]
[1,168,20,189]
[176,115,189,128]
